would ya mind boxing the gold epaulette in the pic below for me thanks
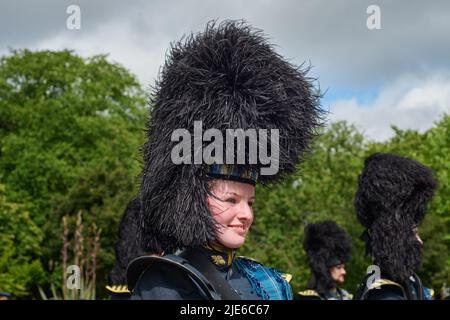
[105,284,130,294]
[297,289,320,297]
[368,278,406,297]
[368,279,402,290]
[281,273,293,283]
[429,288,435,298]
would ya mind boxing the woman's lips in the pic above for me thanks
[229,224,246,234]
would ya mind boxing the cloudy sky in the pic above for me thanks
[1,0,449,140]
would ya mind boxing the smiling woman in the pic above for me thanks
[127,167,294,300]
[125,19,323,300]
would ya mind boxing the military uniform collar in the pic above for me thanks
[202,242,236,268]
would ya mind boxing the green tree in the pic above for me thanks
[0,49,147,298]
[0,184,45,297]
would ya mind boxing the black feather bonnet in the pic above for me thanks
[354,153,437,282]
[303,220,352,292]
[108,198,146,286]
[139,20,323,252]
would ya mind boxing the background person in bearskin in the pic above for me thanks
[105,198,147,300]
[297,220,353,300]
[354,153,437,300]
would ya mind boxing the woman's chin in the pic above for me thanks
[218,237,246,249]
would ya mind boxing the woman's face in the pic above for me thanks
[207,180,255,249]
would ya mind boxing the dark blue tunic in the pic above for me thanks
[129,244,291,300]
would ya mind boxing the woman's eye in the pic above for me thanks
[248,202,254,207]
[225,198,237,204]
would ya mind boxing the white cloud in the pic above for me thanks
[32,17,170,87]
[10,1,449,142]
[3,0,450,90]
[329,72,450,141]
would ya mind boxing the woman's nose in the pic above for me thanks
[237,202,253,220]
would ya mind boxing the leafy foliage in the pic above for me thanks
[0,184,45,297]
[0,49,146,298]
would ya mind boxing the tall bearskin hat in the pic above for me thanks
[354,153,437,282]
[108,198,146,285]
[303,220,352,293]
[139,20,323,253]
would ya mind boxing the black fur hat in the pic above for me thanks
[303,220,352,293]
[354,153,437,282]
[139,20,323,252]
[108,198,146,285]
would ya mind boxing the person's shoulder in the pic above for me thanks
[131,261,177,300]
[423,287,434,300]
[338,288,353,300]
[236,255,261,265]
[235,256,290,281]
[235,256,293,300]
[105,284,131,300]
[105,284,130,294]
[295,289,322,300]
[364,279,406,300]
[128,255,205,300]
